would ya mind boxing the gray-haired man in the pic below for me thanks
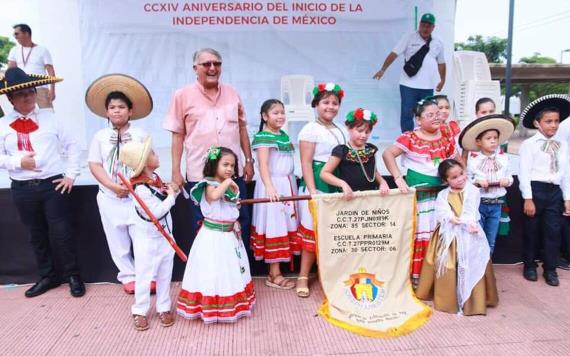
[163,48,254,248]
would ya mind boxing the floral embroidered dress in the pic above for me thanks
[177,178,255,323]
[331,143,379,191]
[250,130,300,263]
[394,124,460,287]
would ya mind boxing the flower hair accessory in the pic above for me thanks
[312,82,344,99]
[346,108,378,125]
[206,146,221,161]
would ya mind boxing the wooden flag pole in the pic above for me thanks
[118,173,188,262]
[238,183,500,205]
[239,195,312,205]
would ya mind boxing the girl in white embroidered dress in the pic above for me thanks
[296,83,347,297]
[250,99,299,289]
[177,147,255,323]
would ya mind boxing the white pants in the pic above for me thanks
[131,225,174,316]
[96,192,136,284]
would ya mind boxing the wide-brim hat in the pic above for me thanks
[85,74,153,120]
[0,67,63,95]
[459,114,516,152]
[119,136,152,178]
[520,94,570,129]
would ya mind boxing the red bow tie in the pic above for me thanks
[10,117,38,152]
[131,174,166,190]
[10,117,38,134]
[150,175,166,189]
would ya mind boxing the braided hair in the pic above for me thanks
[258,99,284,132]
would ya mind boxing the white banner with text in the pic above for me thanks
[79,0,453,148]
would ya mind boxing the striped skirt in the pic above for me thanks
[177,219,255,323]
[406,169,442,288]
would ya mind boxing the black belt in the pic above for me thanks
[481,197,505,204]
[11,174,63,187]
[531,181,560,191]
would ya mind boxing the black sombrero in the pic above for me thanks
[459,114,516,151]
[0,67,63,95]
[85,74,153,120]
[520,94,570,129]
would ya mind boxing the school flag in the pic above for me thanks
[311,190,431,337]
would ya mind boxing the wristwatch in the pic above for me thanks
[245,157,255,164]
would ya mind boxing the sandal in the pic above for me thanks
[158,311,175,327]
[265,274,295,290]
[296,276,310,298]
[133,314,149,331]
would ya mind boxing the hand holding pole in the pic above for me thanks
[118,173,188,262]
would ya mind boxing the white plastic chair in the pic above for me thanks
[454,51,492,82]
[452,51,500,127]
[454,80,501,127]
[281,74,314,106]
[280,75,315,136]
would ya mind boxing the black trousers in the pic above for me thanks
[562,216,570,258]
[523,181,563,272]
[11,175,79,280]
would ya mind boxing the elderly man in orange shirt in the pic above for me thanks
[163,48,254,248]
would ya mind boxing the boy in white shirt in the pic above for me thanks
[0,67,85,298]
[86,74,152,294]
[119,136,179,331]
[460,114,516,255]
[518,95,570,287]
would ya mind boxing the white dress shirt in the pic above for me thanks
[518,131,570,200]
[88,125,148,196]
[467,151,513,199]
[0,106,80,181]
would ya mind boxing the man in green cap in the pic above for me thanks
[373,12,446,133]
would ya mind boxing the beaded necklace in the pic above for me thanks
[347,143,376,183]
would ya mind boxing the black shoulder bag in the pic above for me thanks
[403,36,432,77]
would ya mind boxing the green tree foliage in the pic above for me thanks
[455,35,508,63]
[0,36,16,65]
[511,53,568,102]
[519,52,556,64]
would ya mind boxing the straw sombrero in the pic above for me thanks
[520,94,570,129]
[0,67,62,95]
[85,74,153,120]
[459,114,516,152]
[119,136,152,177]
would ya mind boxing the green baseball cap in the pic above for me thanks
[420,13,436,25]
